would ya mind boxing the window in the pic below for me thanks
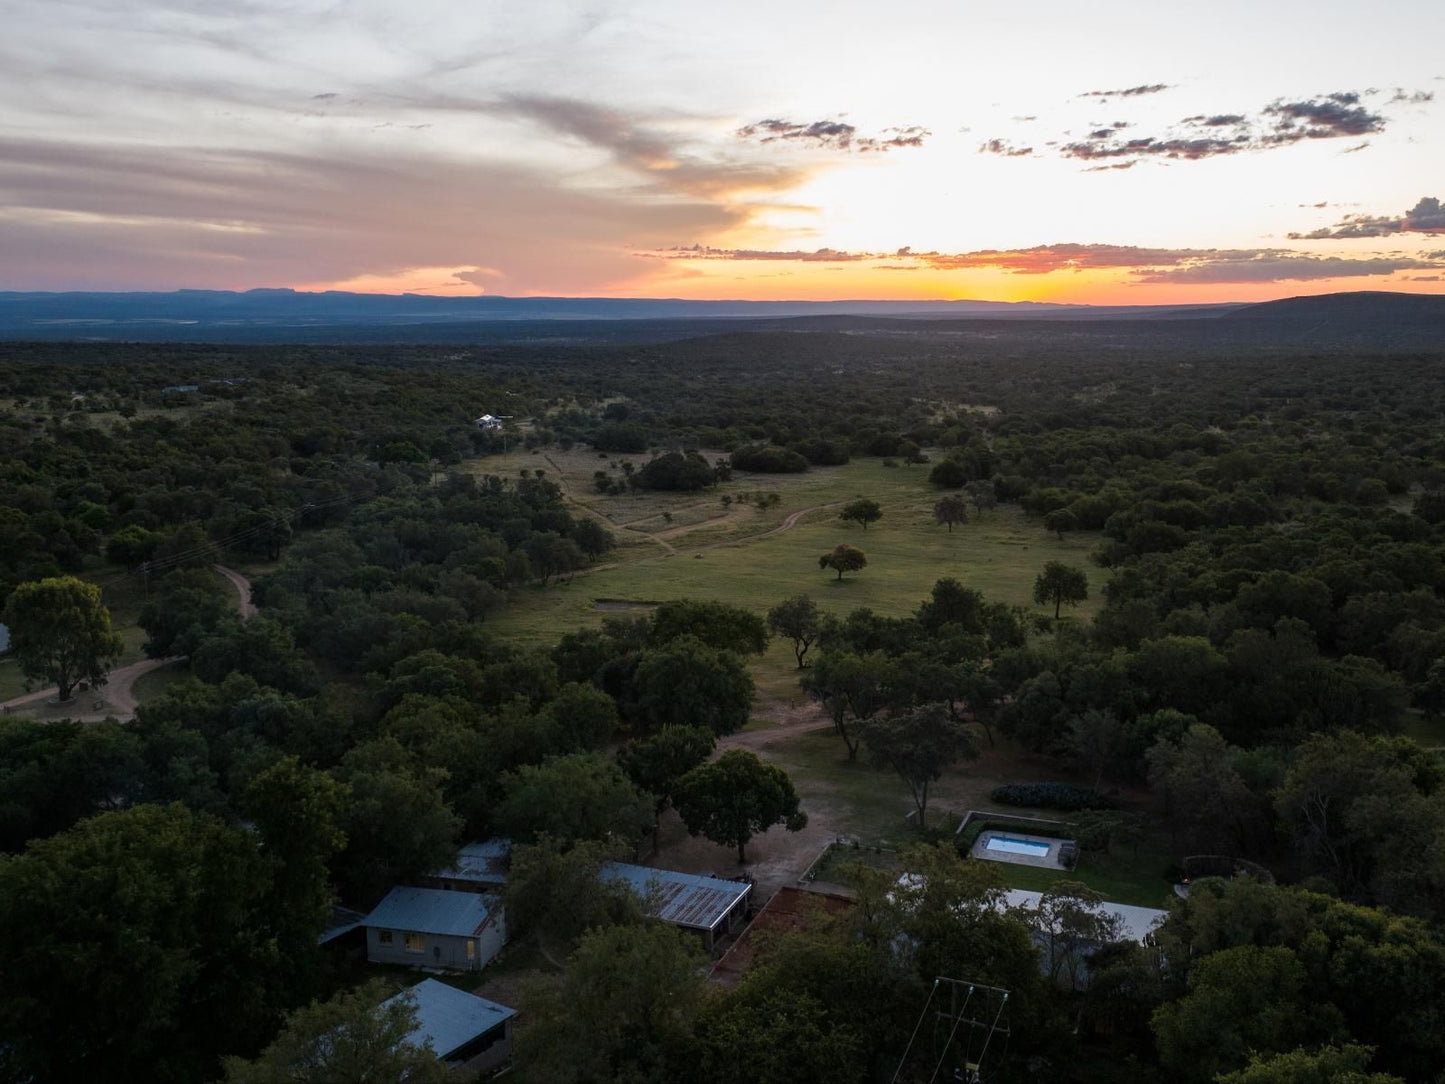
[378,930,393,945]
[466,939,476,959]
[404,933,426,954]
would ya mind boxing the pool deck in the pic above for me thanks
[970,829,1072,870]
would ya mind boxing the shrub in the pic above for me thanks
[990,782,1111,811]
[730,444,809,474]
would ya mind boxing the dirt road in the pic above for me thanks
[214,564,257,618]
[0,565,257,722]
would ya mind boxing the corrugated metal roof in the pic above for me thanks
[383,979,514,1060]
[434,838,511,886]
[1001,888,1167,943]
[364,886,492,938]
[602,862,750,930]
[317,905,369,945]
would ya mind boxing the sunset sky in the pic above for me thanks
[2,0,1443,303]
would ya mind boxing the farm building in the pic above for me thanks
[382,978,515,1073]
[602,862,751,953]
[475,414,504,430]
[430,838,510,892]
[363,886,506,971]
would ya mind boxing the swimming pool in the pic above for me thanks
[984,835,1052,857]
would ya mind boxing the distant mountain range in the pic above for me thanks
[0,288,1439,343]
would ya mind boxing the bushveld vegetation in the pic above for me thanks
[2,324,1445,1081]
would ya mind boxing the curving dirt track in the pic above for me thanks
[0,565,258,722]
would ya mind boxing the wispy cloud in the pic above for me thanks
[640,241,1445,283]
[978,138,1035,157]
[736,118,930,152]
[1289,196,1445,239]
[977,88,1431,169]
[1079,84,1172,99]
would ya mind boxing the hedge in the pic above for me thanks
[990,783,1112,812]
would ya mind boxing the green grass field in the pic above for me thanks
[483,450,1104,649]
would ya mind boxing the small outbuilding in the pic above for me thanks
[602,862,751,953]
[475,414,504,430]
[382,978,516,1074]
[363,886,506,971]
[430,838,511,892]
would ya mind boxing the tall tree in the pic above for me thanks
[1033,560,1089,619]
[1043,507,1078,541]
[933,495,969,532]
[839,498,882,531]
[223,980,452,1084]
[333,738,460,901]
[802,650,891,761]
[649,598,770,655]
[819,543,867,581]
[616,726,716,841]
[503,835,645,945]
[242,757,348,1002]
[1151,945,1329,1084]
[0,804,284,1084]
[859,703,980,825]
[635,636,755,736]
[1215,1044,1402,1084]
[2,575,124,702]
[514,923,704,1083]
[767,594,824,669]
[674,749,807,863]
[495,752,654,847]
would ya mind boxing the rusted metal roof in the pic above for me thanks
[602,862,750,930]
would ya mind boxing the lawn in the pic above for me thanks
[483,450,1104,649]
[988,846,1178,909]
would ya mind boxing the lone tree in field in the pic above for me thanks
[859,702,980,826]
[767,594,825,668]
[1033,561,1089,620]
[819,543,868,581]
[674,749,807,863]
[965,480,997,515]
[1043,507,1078,541]
[2,576,124,702]
[839,498,882,531]
[933,495,969,533]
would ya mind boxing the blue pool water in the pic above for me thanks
[985,835,1051,857]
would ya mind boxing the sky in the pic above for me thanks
[1,0,1443,304]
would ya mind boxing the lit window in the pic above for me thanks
[378,930,393,945]
[467,939,476,959]
[404,933,426,954]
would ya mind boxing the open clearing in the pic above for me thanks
[481,450,1105,657]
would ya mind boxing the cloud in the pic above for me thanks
[1080,84,1172,99]
[639,242,1445,283]
[978,138,1034,157]
[1135,255,1440,283]
[1261,94,1384,139]
[0,135,752,293]
[484,96,804,198]
[1182,114,1247,127]
[736,118,930,152]
[1035,90,1414,167]
[1390,89,1435,104]
[642,245,871,262]
[1288,196,1445,239]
